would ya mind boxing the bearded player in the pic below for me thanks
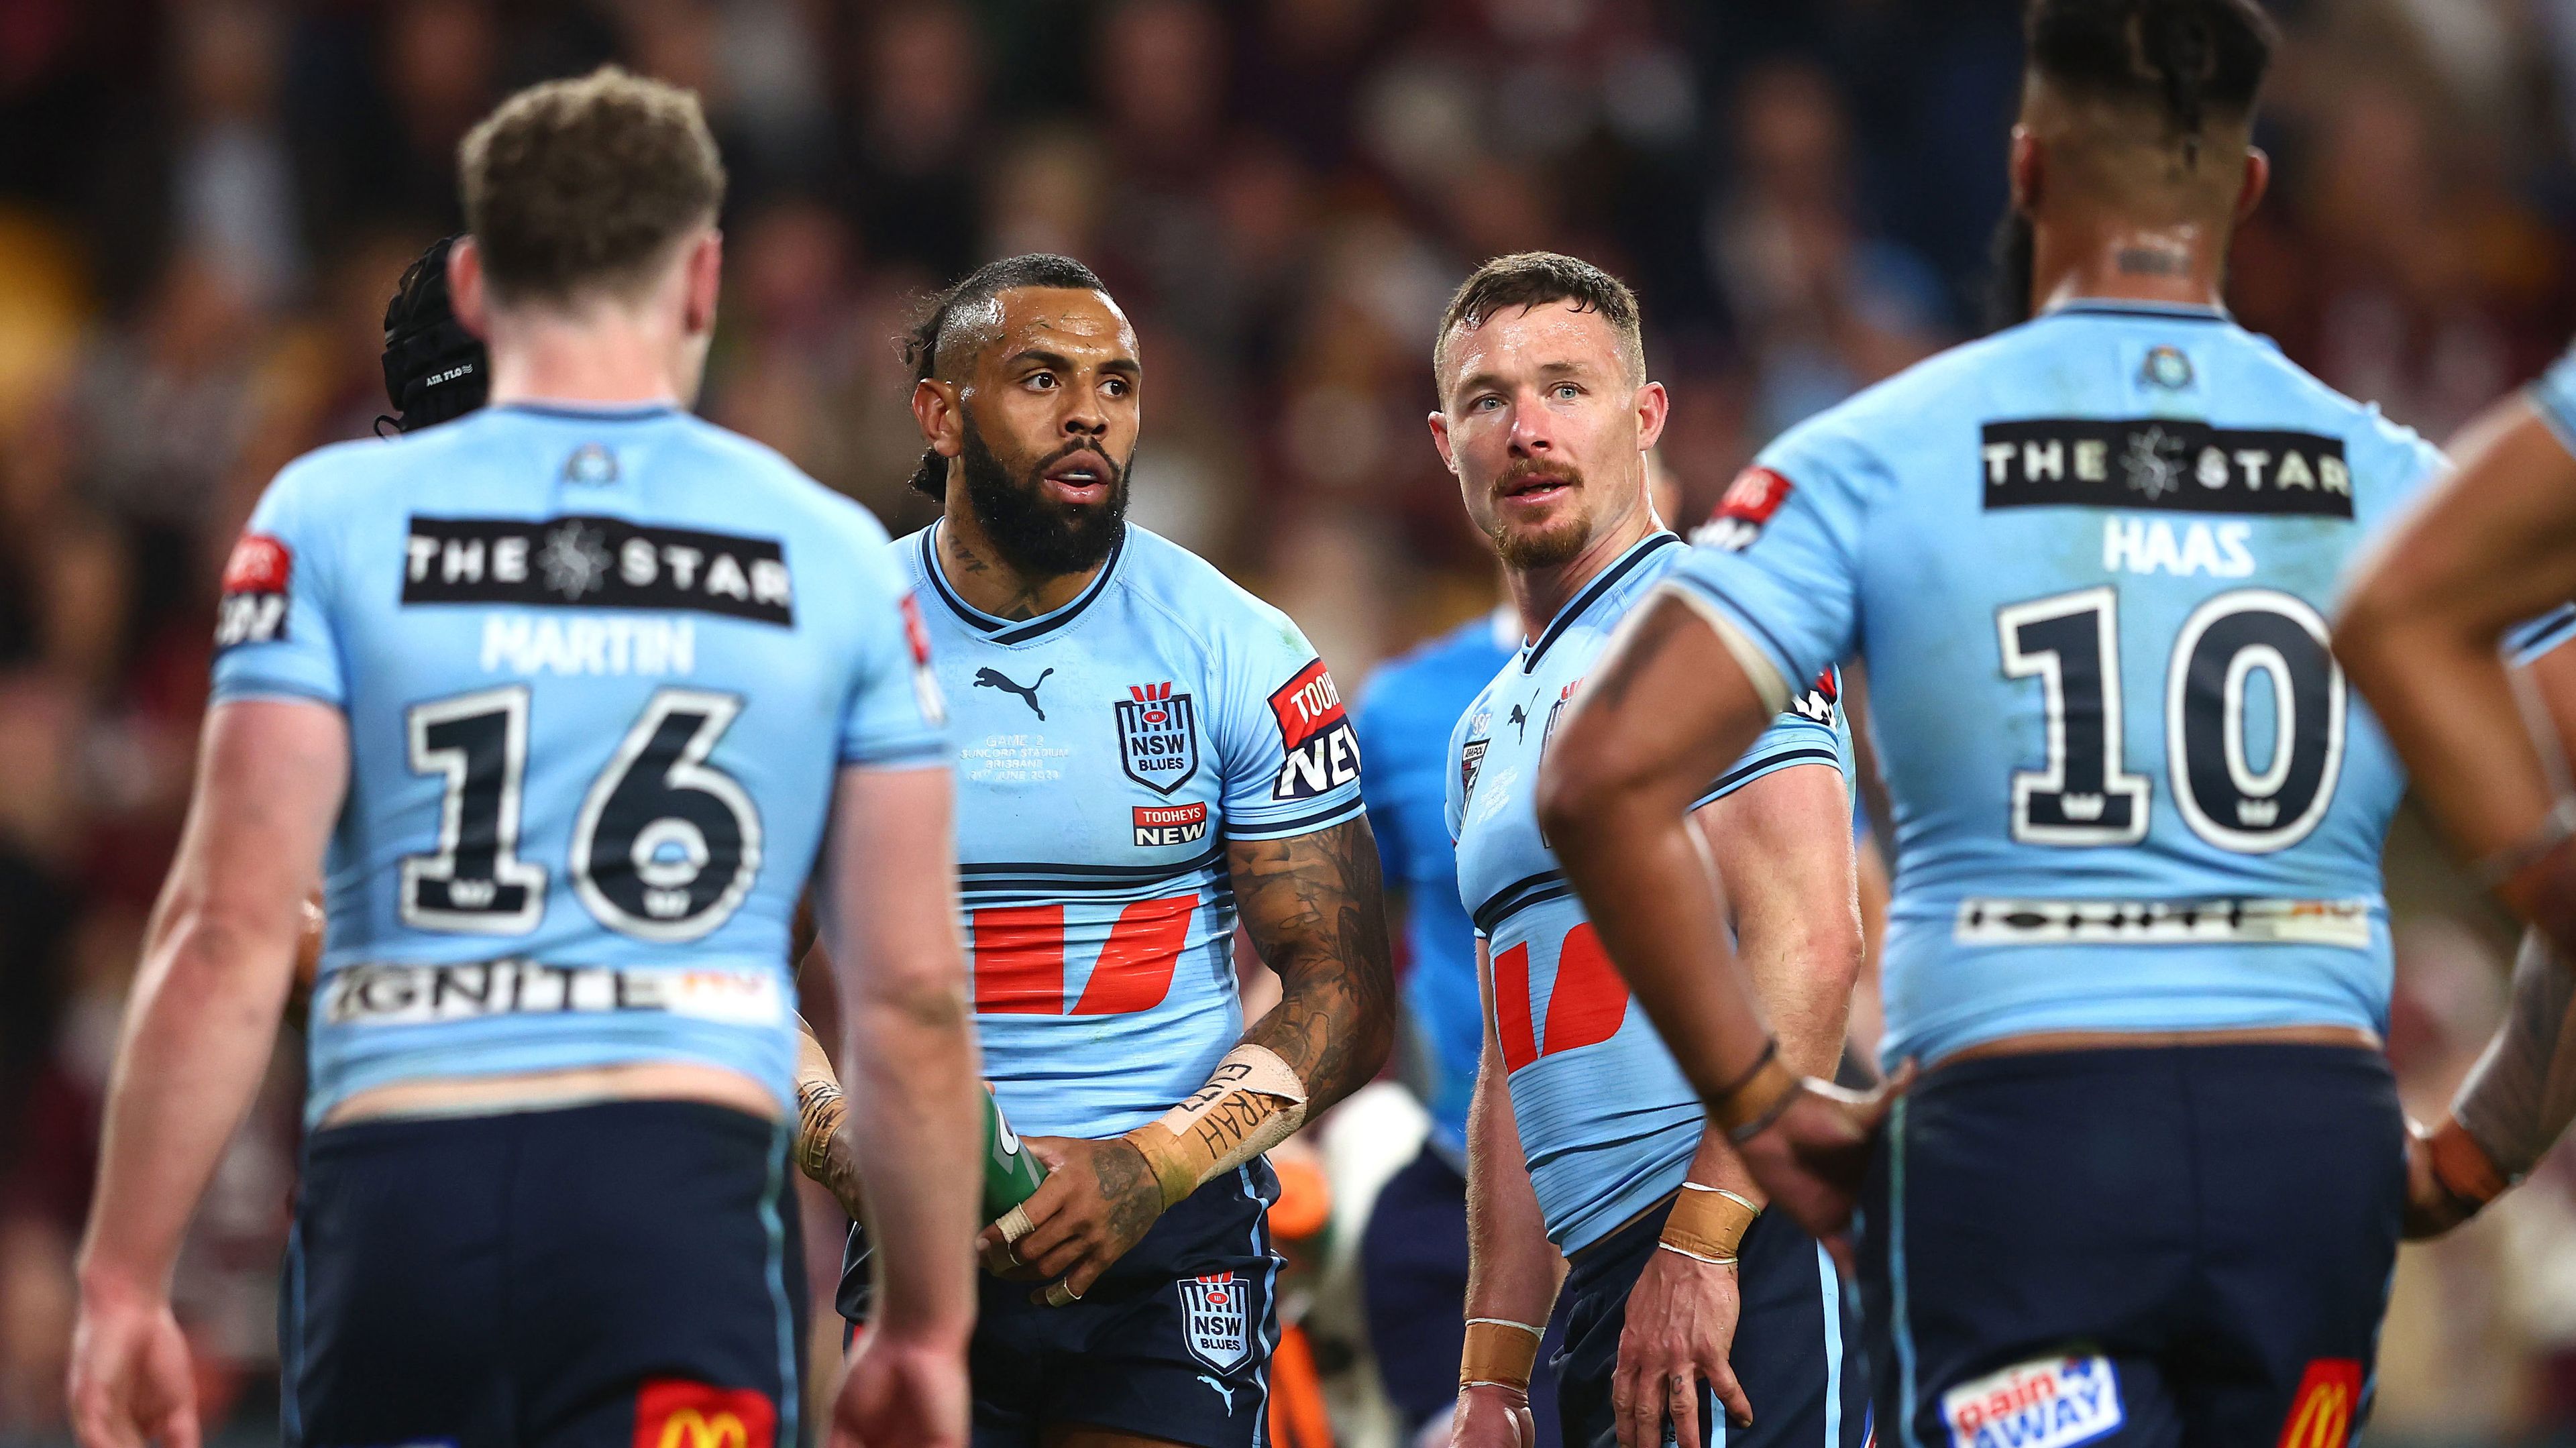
[814,253,1395,1448]
[1538,2,2452,1444]
[1428,255,1864,1448]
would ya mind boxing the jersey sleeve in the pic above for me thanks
[1690,665,1848,810]
[1664,432,1877,691]
[836,520,950,769]
[210,460,348,708]
[2510,604,2576,668]
[1352,685,1411,881]
[2532,340,2576,455]
[1213,608,1367,841]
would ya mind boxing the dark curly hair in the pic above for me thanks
[2027,0,2277,161]
[901,254,1108,500]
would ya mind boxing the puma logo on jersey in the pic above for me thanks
[974,667,1053,720]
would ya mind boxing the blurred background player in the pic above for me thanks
[1537,3,2458,1446]
[1432,254,1862,1448]
[1352,556,1538,1447]
[806,252,1395,1448]
[64,69,983,1448]
[2340,347,2576,1231]
[2337,351,2576,960]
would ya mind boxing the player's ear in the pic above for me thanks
[2235,146,2270,223]
[1633,380,1668,452]
[680,229,723,337]
[2008,125,2042,214]
[448,237,489,341]
[913,378,965,459]
[1428,409,1458,475]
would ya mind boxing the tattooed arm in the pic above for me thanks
[988,818,1395,1303]
[1227,816,1398,1111]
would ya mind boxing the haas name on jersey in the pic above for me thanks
[1269,660,1360,801]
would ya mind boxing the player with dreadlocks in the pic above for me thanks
[1532,2,2450,1445]
[803,254,1395,1448]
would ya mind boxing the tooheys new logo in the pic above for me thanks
[1693,465,1795,552]
[215,531,292,648]
[1269,660,1359,800]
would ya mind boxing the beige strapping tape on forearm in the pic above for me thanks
[1660,1182,1759,1264]
[1120,1044,1308,1209]
[794,1080,848,1184]
[1458,1318,1542,1391]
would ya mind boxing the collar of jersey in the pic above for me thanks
[918,520,1128,645]
[1519,530,1682,674]
[2039,298,2231,323]
[490,400,684,422]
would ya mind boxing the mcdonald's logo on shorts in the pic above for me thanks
[633,1379,776,1448]
[2275,1359,2363,1448]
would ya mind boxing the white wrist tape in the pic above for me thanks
[2453,929,2576,1181]
[1122,1044,1309,1208]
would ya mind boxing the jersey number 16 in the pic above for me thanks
[400,683,763,942]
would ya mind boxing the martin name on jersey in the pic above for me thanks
[899,522,1366,1141]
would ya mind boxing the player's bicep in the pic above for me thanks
[1692,761,1856,934]
[160,700,349,981]
[1544,592,1784,822]
[2348,400,2576,641]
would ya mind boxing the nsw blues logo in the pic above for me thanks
[1116,682,1199,795]
[1179,1272,1251,1374]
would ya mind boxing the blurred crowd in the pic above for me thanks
[3,0,2576,1441]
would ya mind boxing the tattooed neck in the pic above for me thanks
[2114,245,2188,276]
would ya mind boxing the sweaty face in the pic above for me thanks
[1436,301,1649,571]
[949,286,1142,577]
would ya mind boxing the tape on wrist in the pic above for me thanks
[2474,797,2576,892]
[794,1080,847,1182]
[2429,1116,2509,1210]
[1710,1042,1800,1143]
[1661,1181,1759,1262]
[1120,1044,1309,1210]
[1459,1317,1542,1391]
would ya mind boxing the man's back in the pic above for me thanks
[1674,300,2445,1066]
[217,402,945,1121]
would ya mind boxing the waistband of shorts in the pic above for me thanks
[305,1095,781,1155]
[1921,1037,2393,1090]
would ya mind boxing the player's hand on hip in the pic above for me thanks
[829,1325,969,1448]
[1733,1062,1915,1264]
[66,1276,199,1448]
[2401,1116,2481,1239]
[975,1134,1164,1304]
[1613,1245,1748,1448]
[1450,1382,1538,1448]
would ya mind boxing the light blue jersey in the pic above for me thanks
[1447,533,1849,1254]
[213,402,947,1125]
[1668,300,2447,1070]
[897,522,1366,1140]
[1356,608,1517,1165]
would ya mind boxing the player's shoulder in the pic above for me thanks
[663,415,895,548]
[1757,329,2029,480]
[1116,525,1309,656]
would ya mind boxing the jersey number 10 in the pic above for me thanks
[1997,585,2345,854]
[400,684,763,942]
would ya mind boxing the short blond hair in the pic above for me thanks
[459,66,726,304]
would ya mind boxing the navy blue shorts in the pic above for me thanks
[1555,1190,1868,1448]
[843,1160,1282,1447]
[283,1100,806,1448]
[1358,1144,1565,1445]
[1857,1044,2404,1448]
